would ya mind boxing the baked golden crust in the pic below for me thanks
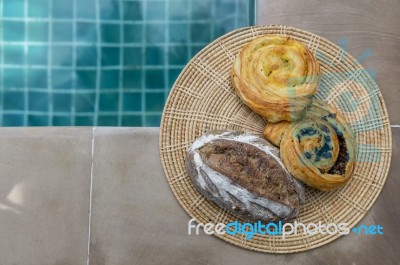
[263,120,290,146]
[231,35,320,123]
[264,100,357,191]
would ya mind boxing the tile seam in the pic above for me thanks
[87,126,96,265]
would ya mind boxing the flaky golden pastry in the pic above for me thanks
[231,35,320,123]
[264,100,357,191]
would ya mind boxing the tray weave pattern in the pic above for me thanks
[159,25,392,253]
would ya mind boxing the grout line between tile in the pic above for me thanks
[94,0,101,126]
[164,0,169,102]
[141,0,147,126]
[47,0,54,126]
[71,0,77,125]
[253,0,258,24]
[118,1,124,127]
[23,0,28,126]
[87,126,96,265]
[0,0,4,126]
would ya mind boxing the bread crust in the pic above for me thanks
[185,131,305,222]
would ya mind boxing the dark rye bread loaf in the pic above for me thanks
[185,131,305,223]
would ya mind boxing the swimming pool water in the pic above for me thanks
[0,0,255,126]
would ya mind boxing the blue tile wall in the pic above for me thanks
[0,0,255,126]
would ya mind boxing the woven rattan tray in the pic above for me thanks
[159,25,392,253]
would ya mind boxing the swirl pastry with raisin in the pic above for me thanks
[264,100,357,191]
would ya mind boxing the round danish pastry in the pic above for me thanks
[231,35,320,122]
[264,100,357,191]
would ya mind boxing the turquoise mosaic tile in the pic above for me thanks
[0,0,255,126]
[28,0,49,18]
[52,115,72,126]
[4,0,25,18]
[4,45,24,64]
[4,91,24,110]
[53,93,72,112]
[28,45,48,65]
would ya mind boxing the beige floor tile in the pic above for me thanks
[257,0,400,124]
[89,127,193,265]
[0,127,92,265]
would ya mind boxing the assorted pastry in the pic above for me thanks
[264,99,357,191]
[184,35,357,222]
[231,35,320,123]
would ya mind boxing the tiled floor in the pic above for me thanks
[0,127,398,264]
[0,128,92,265]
